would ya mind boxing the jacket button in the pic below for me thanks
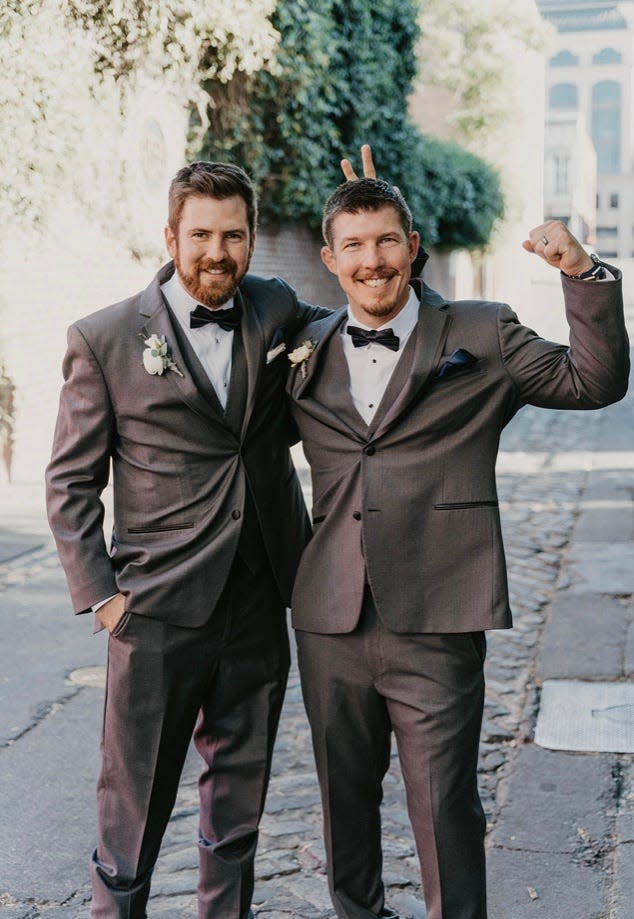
[364,445,376,456]
[231,509,241,520]
[353,512,362,520]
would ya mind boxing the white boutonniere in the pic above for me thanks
[141,334,184,377]
[288,339,316,379]
[266,342,287,364]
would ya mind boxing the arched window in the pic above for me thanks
[592,81,621,173]
[593,48,622,65]
[550,50,579,67]
[549,83,578,109]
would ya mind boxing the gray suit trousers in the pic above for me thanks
[296,588,487,919]
[90,557,289,919]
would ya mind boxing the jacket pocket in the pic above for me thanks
[434,501,498,510]
[127,522,195,534]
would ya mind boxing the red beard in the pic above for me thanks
[175,254,244,308]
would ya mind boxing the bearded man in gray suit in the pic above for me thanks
[46,162,330,918]
[287,169,629,919]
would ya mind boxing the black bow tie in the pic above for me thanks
[190,303,242,331]
[347,325,400,351]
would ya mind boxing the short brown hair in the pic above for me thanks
[168,161,258,236]
[322,178,413,248]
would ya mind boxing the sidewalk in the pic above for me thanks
[487,382,634,919]
[0,346,632,918]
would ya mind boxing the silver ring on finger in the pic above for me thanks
[540,234,549,246]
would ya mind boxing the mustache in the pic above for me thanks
[197,258,236,273]
[355,269,397,280]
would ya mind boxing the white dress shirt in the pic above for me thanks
[161,271,235,409]
[342,285,420,424]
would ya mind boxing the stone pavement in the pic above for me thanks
[1,339,632,918]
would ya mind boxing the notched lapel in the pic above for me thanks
[236,288,264,436]
[372,299,451,438]
[291,308,347,400]
[138,277,226,425]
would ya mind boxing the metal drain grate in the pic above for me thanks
[534,679,634,753]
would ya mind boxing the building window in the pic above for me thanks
[550,50,579,67]
[554,153,570,195]
[593,48,622,66]
[596,193,600,209]
[592,81,621,173]
[549,83,578,109]
[596,226,618,238]
[610,193,619,208]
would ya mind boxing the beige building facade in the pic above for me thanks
[538,0,634,259]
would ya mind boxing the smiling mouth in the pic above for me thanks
[359,276,393,288]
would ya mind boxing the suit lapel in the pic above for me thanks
[291,308,367,441]
[138,267,229,426]
[312,331,369,436]
[165,304,226,415]
[372,289,452,438]
[367,328,418,436]
[292,307,347,399]
[236,286,264,438]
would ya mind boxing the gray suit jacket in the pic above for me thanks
[46,262,326,626]
[288,274,630,634]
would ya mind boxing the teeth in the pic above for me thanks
[362,278,390,287]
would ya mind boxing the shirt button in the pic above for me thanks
[231,509,241,520]
[364,445,376,456]
[353,512,362,521]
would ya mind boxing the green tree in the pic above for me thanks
[416,0,549,150]
[198,0,503,249]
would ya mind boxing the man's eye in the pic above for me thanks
[343,242,359,250]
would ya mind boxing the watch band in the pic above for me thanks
[562,253,607,280]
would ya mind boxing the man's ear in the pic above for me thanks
[321,245,338,276]
[408,230,421,263]
[165,224,177,260]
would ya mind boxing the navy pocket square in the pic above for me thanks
[436,348,478,379]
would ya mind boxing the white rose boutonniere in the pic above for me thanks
[288,339,316,379]
[142,334,184,377]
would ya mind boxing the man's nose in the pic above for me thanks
[361,243,384,268]
[204,236,227,262]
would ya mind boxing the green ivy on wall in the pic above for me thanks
[197,0,504,250]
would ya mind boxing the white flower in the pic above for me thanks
[141,334,183,377]
[288,339,316,379]
[143,349,166,375]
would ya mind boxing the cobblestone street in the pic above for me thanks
[1,373,632,919]
[143,406,619,918]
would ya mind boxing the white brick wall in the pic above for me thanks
[0,191,349,488]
